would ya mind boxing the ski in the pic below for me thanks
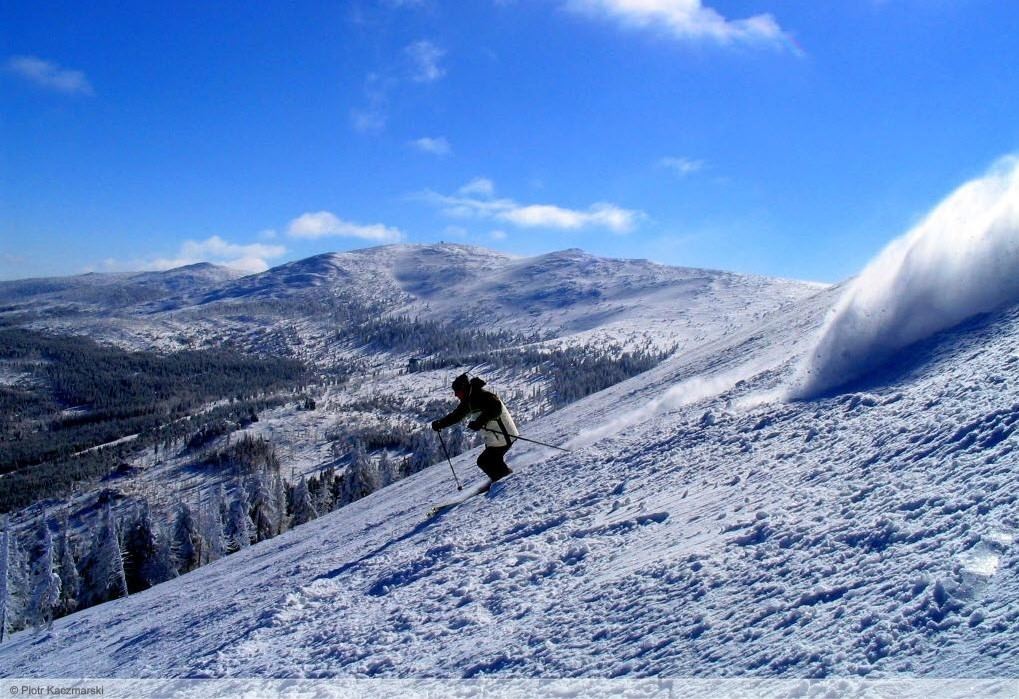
[426,480,493,518]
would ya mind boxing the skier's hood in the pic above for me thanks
[451,373,487,394]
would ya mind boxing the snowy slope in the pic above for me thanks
[1,244,820,589]
[1,275,1016,679]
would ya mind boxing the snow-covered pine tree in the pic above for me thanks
[445,423,473,459]
[80,504,129,608]
[123,502,177,593]
[306,471,321,512]
[0,516,18,643]
[377,451,398,489]
[122,505,153,592]
[311,466,337,514]
[171,502,202,574]
[0,519,8,643]
[55,513,80,618]
[154,520,177,583]
[29,517,61,629]
[225,480,254,552]
[337,439,381,506]
[248,470,279,542]
[290,477,318,527]
[201,485,228,564]
[406,429,440,475]
[271,468,289,538]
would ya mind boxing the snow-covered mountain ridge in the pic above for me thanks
[0,244,819,360]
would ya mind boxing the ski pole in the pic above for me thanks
[480,427,572,452]
[437,431,463,490]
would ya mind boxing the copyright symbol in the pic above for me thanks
[10,687,19,696]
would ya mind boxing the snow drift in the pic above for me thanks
[789,156,1019,400]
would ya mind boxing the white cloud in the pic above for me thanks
[567,0,789,48]
[178,236,284,262]
[97,236,287,275]
[490,230,508,241]
[161,236,284,273]
[412,136,452,156]
[405,40,446,82]
[422,182,643,234]
[660,156,704,175]
[5,55,94,95]
[287,211,404,242]
[458,177,496,197]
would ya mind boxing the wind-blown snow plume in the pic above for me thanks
[789,156,1019,400]
[567,362,760,449]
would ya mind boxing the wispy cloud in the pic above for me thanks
[97,236,286,275]
[287,211,404,242]
[350,73,393,133]
[411,136,452,156]
[4,55,94,95]
[421,180,643,234]
[459,177,496,197]
[566,0,790,48]
[405,40,446,82]
[351,108,387,134]
[660,156,705,176]
[351,41,445,134]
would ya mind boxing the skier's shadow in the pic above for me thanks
[312,513,447,583]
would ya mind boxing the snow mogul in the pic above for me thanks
[431,373,518,482]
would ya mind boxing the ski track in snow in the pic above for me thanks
[3,283,1018,679]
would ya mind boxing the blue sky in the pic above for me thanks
[2,0,1018,283]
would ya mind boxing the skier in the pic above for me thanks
[431,373,518,482]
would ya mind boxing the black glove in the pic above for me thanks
[467,419,482,432]
[431,420,441,432]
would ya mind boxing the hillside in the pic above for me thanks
[0,245,817,517]
[0,273,1015,681]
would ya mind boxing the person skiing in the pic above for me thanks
[431,373,518,482]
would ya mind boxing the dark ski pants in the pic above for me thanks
[477,445,512,482]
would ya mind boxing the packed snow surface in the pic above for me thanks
[790,156,1019,399]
